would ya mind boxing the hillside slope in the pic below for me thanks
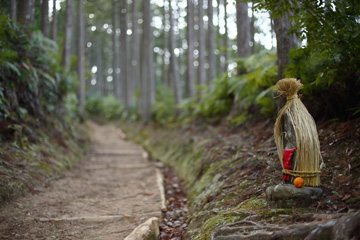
[124,118,360,239]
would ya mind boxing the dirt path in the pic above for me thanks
[0,122,162,239]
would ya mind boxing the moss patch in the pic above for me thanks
[190,214,245,240]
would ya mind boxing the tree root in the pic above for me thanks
[211,211,360,240]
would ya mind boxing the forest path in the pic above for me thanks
[0,122,162,239]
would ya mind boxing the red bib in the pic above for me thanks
[282,148,296,181]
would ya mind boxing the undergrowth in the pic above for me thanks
[0,14,89,204]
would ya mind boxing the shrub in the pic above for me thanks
[152,86,177,125]
[0,15,78,121]
[86,95,124,120]
[181,50,278,124]
[254,0,360,120]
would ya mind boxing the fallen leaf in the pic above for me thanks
[342,194,351,201]
[337,206,348,213]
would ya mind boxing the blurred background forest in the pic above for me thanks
[1,0,360,129]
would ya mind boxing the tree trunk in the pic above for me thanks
[216,0,222,75]
[149,36,155,108]
[162,0,168,88]
[77,0,85,118]
[198,0,206,89]
[96,28,103,97]
[10,0,17,21]
[169,0,182,108]
[131,0,140,109]
[250,2,255,54]
[223,0,229,72]
[63,0,73,71]
[41,0,49,36]
[29,0,35,24]
[18,0,34,25]
[141,0,155,122]
[186,0,195,98]
[270,16,275,49]
[112,0,121,99]
[208,0,216,82]
[175,0,182,90]
[120,0,130,110]
[236,2,250,58]
[273,11,299,79]
[51,0,57,41]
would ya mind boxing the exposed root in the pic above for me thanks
[211,211,360,240]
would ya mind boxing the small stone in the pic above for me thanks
[325,199,333,205]
[266,184,322,208]
[124,217,160,240]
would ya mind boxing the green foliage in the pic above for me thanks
[86,95,124,120]
[181,50,278,124]
[284,0,360,88]
[0,85,9,119]
[230,50,277,116]
[64,93,80,121]
[0,15,78,122]
[350,105,360,117]
[253,0,360,119]
[102,95,124,120]
[152,86,177,125]
[181,76,234,123]
[86,96,103,117]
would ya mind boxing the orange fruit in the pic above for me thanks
[294,177,304,188]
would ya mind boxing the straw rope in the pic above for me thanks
[274,78,321,187]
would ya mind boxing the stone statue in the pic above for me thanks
[266,78,323,208]
[274,78,323,186]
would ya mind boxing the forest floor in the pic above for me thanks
[124,118,360,239]
[0,122,162,239]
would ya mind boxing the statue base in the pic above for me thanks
[266,184,322,208]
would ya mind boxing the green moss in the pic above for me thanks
[190,160,227,198]
[346,197,360,204]
[191,174,226,212]
[177,149,204,186]
[239,197,268,211]
[190,214,245,240]
[37,161,52,173]
[258,208,293,219]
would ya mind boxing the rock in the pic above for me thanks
[266,184,322,208]
[124,217,160,240]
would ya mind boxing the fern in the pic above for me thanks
[180,50,278,123]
